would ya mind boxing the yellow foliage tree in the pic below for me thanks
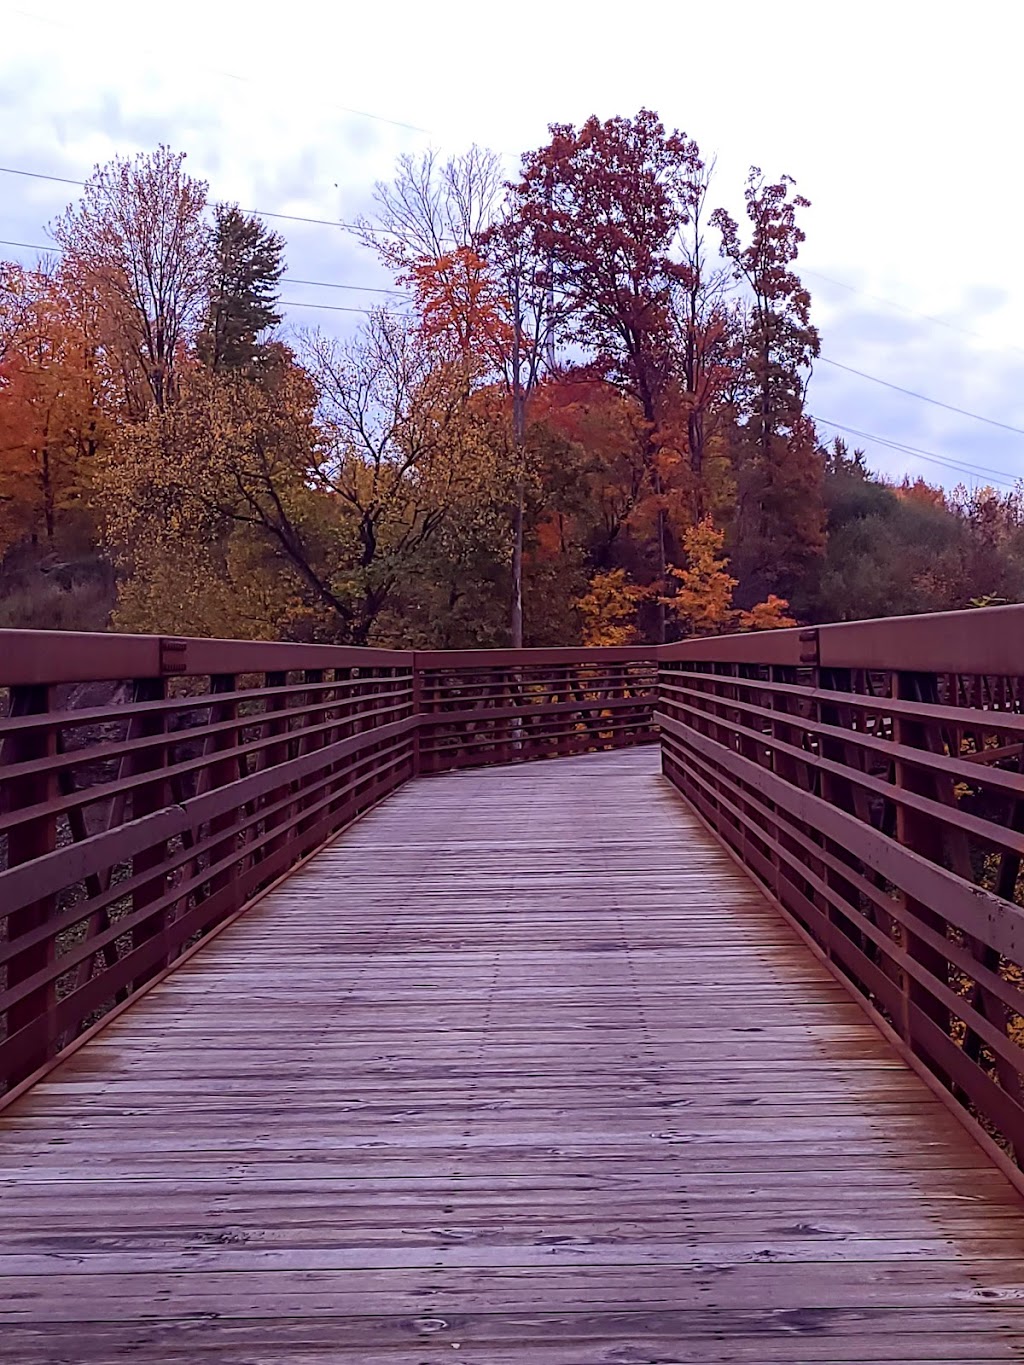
[662,517,738,636]
[738,594,797,630]
[574,568,646,645]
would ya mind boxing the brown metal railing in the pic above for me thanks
[659,605,1024,1166]
[10,605,1024,1173]
[0,632,656,1094]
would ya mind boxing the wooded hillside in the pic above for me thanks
[3,117,1021,645]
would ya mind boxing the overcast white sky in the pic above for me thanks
[2,0,1022,490]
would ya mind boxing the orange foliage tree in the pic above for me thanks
[0,265,107,552]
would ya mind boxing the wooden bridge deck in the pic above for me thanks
[3,748,1024,1362]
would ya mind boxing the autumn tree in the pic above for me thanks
[52,146,212,412]
[712,170,824,603]
[197,205,284,376]
[662,517,737,635]
[300,315,515,641]
[574,568,645,645]
[368,147,556,645]
[738,595,797,630]
[0,264,109,553]
[514,111,704,638]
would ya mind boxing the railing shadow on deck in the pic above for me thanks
[5,605,1024,1190]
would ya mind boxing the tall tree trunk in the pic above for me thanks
[41,447,55,542]
[655,495,667,645]
[510,381,526,649]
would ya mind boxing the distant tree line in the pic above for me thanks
[1,123,1020,644]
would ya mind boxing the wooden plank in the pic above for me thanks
[2,748,1024,1361]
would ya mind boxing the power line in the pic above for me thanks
[0,164,400,238]
[0,239,407,298]
[805,267,1024,358]
[812,414,1021,489]
[281,298,405,317]
[283,278,406,297]
[0,238,54,254]
[818,356,1024,438]
[814,414,1018,480]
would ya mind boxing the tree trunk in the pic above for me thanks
[41,447,55,542]
[510,352,526,649]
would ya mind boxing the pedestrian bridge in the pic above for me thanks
[4,613,1024,1361]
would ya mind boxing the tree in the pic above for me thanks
[712,171,825,603]
[365,146,504,270]
[662,517,737,636]
[197,205,285,375]
[368,147,555,646]
[52,146,212,412]
[0,264,108,553]
[301,315,514,641]
[574,568,645,645]
[514,111,704,639]
[669,157,736,516]
[738,595,796,630]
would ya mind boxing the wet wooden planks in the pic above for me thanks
[3,747,1024,1363]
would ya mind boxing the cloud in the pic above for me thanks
[3,0,1023,491]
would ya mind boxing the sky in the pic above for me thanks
[2,0,1022,491]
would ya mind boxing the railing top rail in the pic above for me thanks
[0,632,658,688]
[0,631,417,687]
[414,645,656,668]
[6,598,1024,688]
[659,602,1024,673]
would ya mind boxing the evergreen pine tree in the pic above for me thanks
[198,205,285,375]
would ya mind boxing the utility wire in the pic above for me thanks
[281,299,405,316]
[0,165,401,238]
[0,238,407,298]
[818,356,1024,438]
[806,267,1024,357]
[813,414,1017,479]
[812,414,1021,489]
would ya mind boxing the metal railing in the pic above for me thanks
[8,605,1024,1172]
[0,632,656,1093]
[658,604,1024,1165]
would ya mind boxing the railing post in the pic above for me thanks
[1,685,58,1085]
[258,670,292,871]
[891,671,956,1081]
[127,677,170,991]
[411,657,424,777]
[201,673,242,918]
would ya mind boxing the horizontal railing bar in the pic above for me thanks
[662,679,1024,802]
[0,716,418,910]
[418,696,656,728]
[414,646,657,668]
[0,631,416,687]
[0,734,415,971]
[0,673,414,738]
[0,697,414,838]
[661,668,1024,742]
[0,686,414,785]
[0,739,415,1012]
[0,759,412,1080]
[665,730,1024,1027]
[422,715,656,753]
[658,711,1024,963]
[660,694,1024,859]
[658,602,1024,673]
